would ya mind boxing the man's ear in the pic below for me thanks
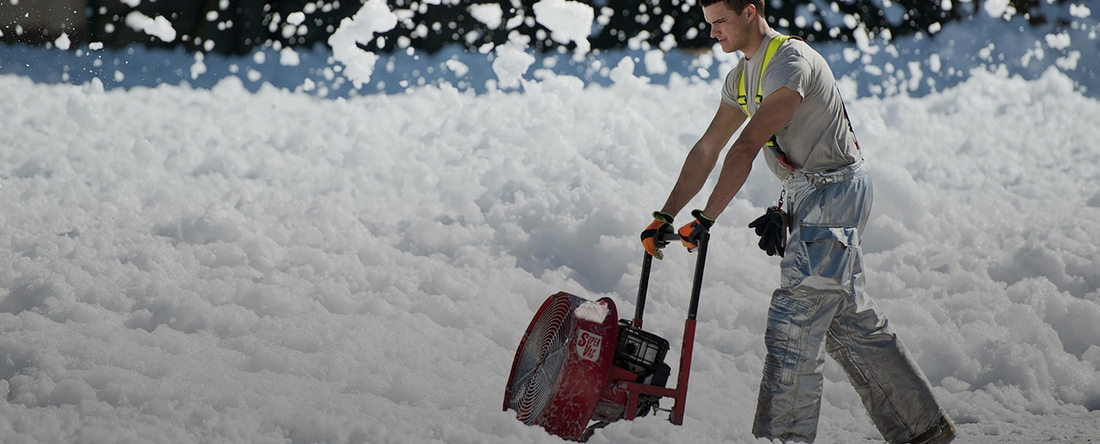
[744,4,756,21]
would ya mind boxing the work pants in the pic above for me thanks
[751,160,947,443]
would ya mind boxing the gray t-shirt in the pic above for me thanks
[721,30,860,180]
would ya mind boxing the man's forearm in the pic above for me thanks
[703,143,759,219]
[660,145,721,217]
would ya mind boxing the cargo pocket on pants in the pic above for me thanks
[786,225,859,294]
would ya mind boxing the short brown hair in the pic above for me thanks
[700,0,764,14]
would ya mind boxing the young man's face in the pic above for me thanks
[703,2,753,54]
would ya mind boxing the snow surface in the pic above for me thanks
[1,2,1100,444]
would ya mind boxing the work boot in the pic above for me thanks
[908,416,956,444]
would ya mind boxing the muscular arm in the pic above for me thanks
[659,99,746,217]
[702,86,802,219]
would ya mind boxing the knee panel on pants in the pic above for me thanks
[826,334,870,386]
[764,294,818,385]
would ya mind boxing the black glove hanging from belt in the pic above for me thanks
[748,205,789,257]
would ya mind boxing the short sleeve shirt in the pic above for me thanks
[721,30,860,180]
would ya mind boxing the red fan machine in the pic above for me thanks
[503,231,709,441]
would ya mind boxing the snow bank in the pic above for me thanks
[0,61,1098,442]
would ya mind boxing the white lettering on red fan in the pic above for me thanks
[575,329,602,362]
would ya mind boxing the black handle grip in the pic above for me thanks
[635,231,709,324]
[651,230,681,248]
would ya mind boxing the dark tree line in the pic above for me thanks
[2,0,1062,54]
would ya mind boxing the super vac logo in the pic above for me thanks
[575,329,602,362]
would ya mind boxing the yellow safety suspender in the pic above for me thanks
[736,35,791,117]
[737,35,795,170]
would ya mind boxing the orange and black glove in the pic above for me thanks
[641,211,675,259]
[678,209,715,252]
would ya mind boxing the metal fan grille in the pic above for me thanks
[508,295,573,424]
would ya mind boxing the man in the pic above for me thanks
[639,1,956,443]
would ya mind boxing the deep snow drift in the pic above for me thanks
[2,1,1100,443]
[2,63,1099,443]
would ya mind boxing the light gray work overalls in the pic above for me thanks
[751,159,948,443]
